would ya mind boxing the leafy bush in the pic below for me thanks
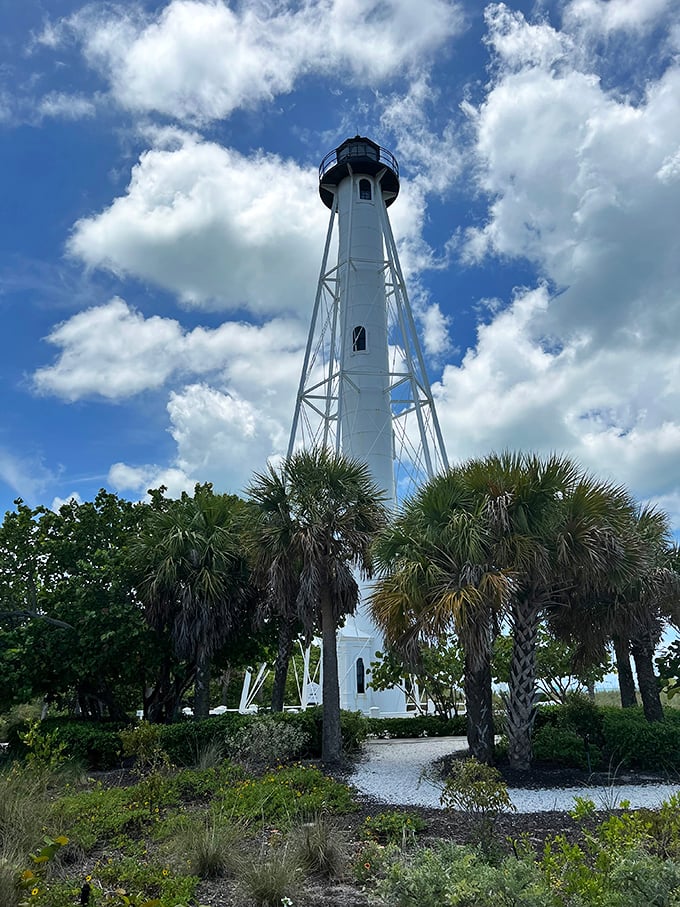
[441,757,514,815]
[532,725,602,770]
[7,718,125,770]
[362,811,427,845]
[156,714,250,766]
[154,708,368,767]
[601,707,680,770]
[227,716,310,768]
[374,842,552,907]
[534,694,605,747]
[367,715,467,739]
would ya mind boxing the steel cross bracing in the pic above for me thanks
[287,194,449,501]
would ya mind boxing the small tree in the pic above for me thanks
[249,448,388,765]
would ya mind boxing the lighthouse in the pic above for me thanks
[289,136,448,715]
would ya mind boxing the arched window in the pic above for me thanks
[352,325,366,352]
[356,658,365,694]
[359,179,372,200]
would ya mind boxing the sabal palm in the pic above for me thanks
[373,451,639,771]
[552,505,678,721]
[248,447,388,765]
[131,484,250,719]
[469,452,637,771]
[371,468,513,763]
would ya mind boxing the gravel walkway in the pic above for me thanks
[349,737,680,812]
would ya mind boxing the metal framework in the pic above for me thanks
[287,193,449,501]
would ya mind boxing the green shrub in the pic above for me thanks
[362,811,427,845]
[227,716,310,768]
[156,713,250,766]
[534,694,605,748]
[532,725,602,770]
[7,718,125,770]
[601,707,680,770]
[272,707,369,756]
[367,715,467,739]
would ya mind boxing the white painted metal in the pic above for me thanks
[288,137,448,716]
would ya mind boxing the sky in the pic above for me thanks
[1,0,680,526]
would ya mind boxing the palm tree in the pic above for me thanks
[552,505,679,722]
[370,469,512,764]
[465,452,638,772]
[247,465,302,712]
[131,484,251,719]
[248,447,388,765]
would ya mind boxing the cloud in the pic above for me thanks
[33,296,306,401]
[63,0,465,124]
[108,382,288,499]
[563,0,675,34]
[0,449,55,505]
[33,297,185,400]
[37,92,97,120]
[67,129,435,317]
[67,133,327,315]
[437,6,680,506]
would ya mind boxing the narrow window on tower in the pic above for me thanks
[359,179,372,200]
[356,658,365,694]
[352,325,366,352]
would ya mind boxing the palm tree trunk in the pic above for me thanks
[612,632,637,708]
[630,632,663,722]
[320,590,342,766]
[271,616,296,712]
[194,652,212,719]
[462,612,495,764]
[506,597,541,772]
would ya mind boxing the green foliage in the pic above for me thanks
[368,714,467,738]
[0,493,158,720]
[54,779,179,850]
[154,713,249,765]
[8,718,125,770]
[353,840,400,886]
[375,842,552,907]
[441,757,515,815]
[361,811,427,845]
[227,715,310,768]
[215,764,356,825]
[441,757,515,852]
[601,706,680,770]
[369,639,466,719]
[494,630,612,705]
[19,722,68,772]
[532,724,602,770]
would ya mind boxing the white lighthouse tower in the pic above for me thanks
[289,136,448,715]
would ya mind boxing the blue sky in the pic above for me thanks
[1,0,680,525]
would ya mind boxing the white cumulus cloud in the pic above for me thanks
[63,0,465,124]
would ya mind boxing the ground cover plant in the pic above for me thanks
[6,702,680,905]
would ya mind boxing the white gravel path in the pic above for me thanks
[349,737,680,812]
